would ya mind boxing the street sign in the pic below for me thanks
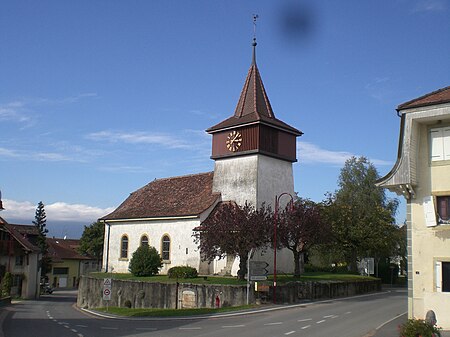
[103,278,112,301]
[249,261,269,276]
[250,275,267,281]
[103,288,111,300]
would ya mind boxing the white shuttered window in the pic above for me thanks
[430,127,450,161]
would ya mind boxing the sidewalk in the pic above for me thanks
[373,312,450,337]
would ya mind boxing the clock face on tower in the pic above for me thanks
[226,130,242,152]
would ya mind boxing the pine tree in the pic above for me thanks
[33,201,48,253]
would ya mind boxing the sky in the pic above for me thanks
[1,0,449,238]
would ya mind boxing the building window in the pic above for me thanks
[443,262,450,292]
[437,196,450,224]
[120,235,128,259]
[141,235,149,247]
[161,235,170,261]
[430,127,450,161]
[15,255,24,266]
[53,267,69,275]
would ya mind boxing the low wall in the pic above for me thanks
[77,276,381,309]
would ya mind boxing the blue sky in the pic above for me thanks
[1,0,449,237]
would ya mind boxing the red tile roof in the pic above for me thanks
[46,238,91,261]
[207,48,301,136]
[0,221,40,252]
[101,172,220,221]
[397,86,450,110]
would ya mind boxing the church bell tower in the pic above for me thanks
[207,38,302,207]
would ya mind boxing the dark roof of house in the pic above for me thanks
[46,238,92,262]
[397,86,450,111]
[207,44,302,136]
[0,220,40,253]
[101,172,220,221]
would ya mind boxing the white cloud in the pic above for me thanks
[0,101,34,127]
[87,130,190,149]
[297,141,392,166]
[412,0,446,12]
[1,199,114,223]
[0,147,20,158]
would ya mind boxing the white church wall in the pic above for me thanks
[212,155,258,206]
[103,218,202,274]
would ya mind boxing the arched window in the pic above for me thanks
[141,235,149,247]
[120,235,128,259]
[161,235,170,261]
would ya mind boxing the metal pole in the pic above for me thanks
[273,196,278,304]
[247,248,254,305]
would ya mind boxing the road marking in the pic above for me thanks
[297,318,312,322]
[285,331,296,335]
[135,327,158,331]
[345,311,352,315]
[316,320,326,324]
[323,315,334,318]
[179,327,202,330]
[48,316,53,319]
[222,325,245,328]
[375,312,407,331]
[64,325,70,329]
[71,329,78,333]
[101,327,119,330]
[331,315,339,319]
[301,325,311,329]
[77,334,84,337]
[76,325,88,328]
[264,322,283,326]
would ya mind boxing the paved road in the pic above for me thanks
[2,289,407,337]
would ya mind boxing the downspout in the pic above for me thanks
[105,222,111,273]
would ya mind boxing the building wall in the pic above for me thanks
[103,217,204,274]
[47,259,85,288]
[408,115,450,328]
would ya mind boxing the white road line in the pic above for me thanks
[64,325,70,329]
[222,325,246,328]
[77,334,84,337]
[297,318,312,322]
[101,327,119,330]
[179,327,202,330]
[285,331,296,335]
[264,322,283,326]
[345,311,352,315]
[376,312,408,331]
[71,329,78,333]
[48,316,53,319]
[135,327,158,331]
[331,315,339,319]
[316,320,326,324]
[76,325,88,328]
[301,325,311,329]
[323,315,334,318]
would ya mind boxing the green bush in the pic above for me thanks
[1,272,12,298]
[167,266,198,279]
[128,245,162,277]
[399,319,441,337]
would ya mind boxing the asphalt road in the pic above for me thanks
[2,289,407,337]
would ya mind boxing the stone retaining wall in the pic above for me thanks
[77,276,381,309]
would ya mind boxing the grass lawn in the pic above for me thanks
[89,272,376,285]
[95,305,257,317]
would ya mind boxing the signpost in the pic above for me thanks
[103,278,112,303]
[249,261,269,281]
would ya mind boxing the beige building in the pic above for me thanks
[377,86,450,328]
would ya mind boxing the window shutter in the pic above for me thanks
[423,196,437,227]
[436,261,442,292]
[430,129,444,161]
[444,128,450,161]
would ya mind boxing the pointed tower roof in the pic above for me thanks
[207,40,302,136]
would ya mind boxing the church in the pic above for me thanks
[100,39,302,275]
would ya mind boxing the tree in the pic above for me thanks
[325,156,399,272]
[33,201,51,276]
[276,198,329,277]
[79,221,104,267]
[0,272,12,298]
[128,245,163,277]
[193,201,272,280]
[33,201,48,253]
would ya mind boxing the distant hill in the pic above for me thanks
[5,218,86,239]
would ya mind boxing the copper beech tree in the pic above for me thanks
[193,201,272,280]
[276,198,329,277]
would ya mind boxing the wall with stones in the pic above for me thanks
[77,276,381,309]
